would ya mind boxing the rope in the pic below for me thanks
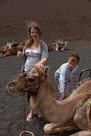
[19,93,34,136]
[5,88,34,136]
[23,93,26,135]
[19,131,34,136]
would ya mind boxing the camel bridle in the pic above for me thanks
[24,68,48,92]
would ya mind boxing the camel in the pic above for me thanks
[0,42,24,57]
[51,39,69,51]
[47,44,53,52]
[0,40,53,57]
[5,66,91,136]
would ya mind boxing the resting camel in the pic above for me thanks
[6,66,91,136]
[0,42,24,57]
[52,39,69,51]
[47,44,53,52]
[0,41,53,57]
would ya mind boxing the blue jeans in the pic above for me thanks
[54,72,60,84]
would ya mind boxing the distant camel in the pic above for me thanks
[0,42,24,57]
[51,39,69,51]
[0,41,53,58]
[47,44,53,52]
[6,66,91,136]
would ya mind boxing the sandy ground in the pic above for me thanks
[0,0,91,136]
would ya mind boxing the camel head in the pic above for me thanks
[6,66,49,93]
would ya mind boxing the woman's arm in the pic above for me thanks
[17,51,24,58]
[34,57,48,69]
[40,40,48,59]
[34,40,48,69]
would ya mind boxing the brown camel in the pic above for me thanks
[47,44,53,52]
[0,42,24,57]
[6,66,91,136]
[0,42,53,57]
[51,39,69,51]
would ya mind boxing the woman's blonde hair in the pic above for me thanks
[26,21,42,48]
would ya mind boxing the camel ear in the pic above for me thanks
[44,66,49,75]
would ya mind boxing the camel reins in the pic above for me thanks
[18,93,34,136]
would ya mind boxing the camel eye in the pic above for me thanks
[28,78,34,82]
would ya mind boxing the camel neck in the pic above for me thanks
[37,79,76,123]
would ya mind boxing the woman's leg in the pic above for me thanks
[27,104,35,121]
[26,93,35,121]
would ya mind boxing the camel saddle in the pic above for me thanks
[7,42,18,49]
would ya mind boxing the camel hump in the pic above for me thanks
[86,97,91,131]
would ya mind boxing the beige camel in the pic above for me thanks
[6,66,91,136]
[51,39,69,51]
[0,42,24,57]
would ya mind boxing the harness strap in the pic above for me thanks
[74,98,90,115]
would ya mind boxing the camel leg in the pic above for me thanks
[44,122,78,135]
[2,51,11,57]
[0,48,4,53]
[0,53,3,57]
[0,49,3,53]
[61,43,67,51]
[56,43,59,51]
[69,130,91,136]
[0,47,11,57]
[73,106,89,130]
[0,45,8,53]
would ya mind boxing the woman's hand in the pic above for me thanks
[34,57,47,69]
[17,51,23,58]
[34,62,43,69]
